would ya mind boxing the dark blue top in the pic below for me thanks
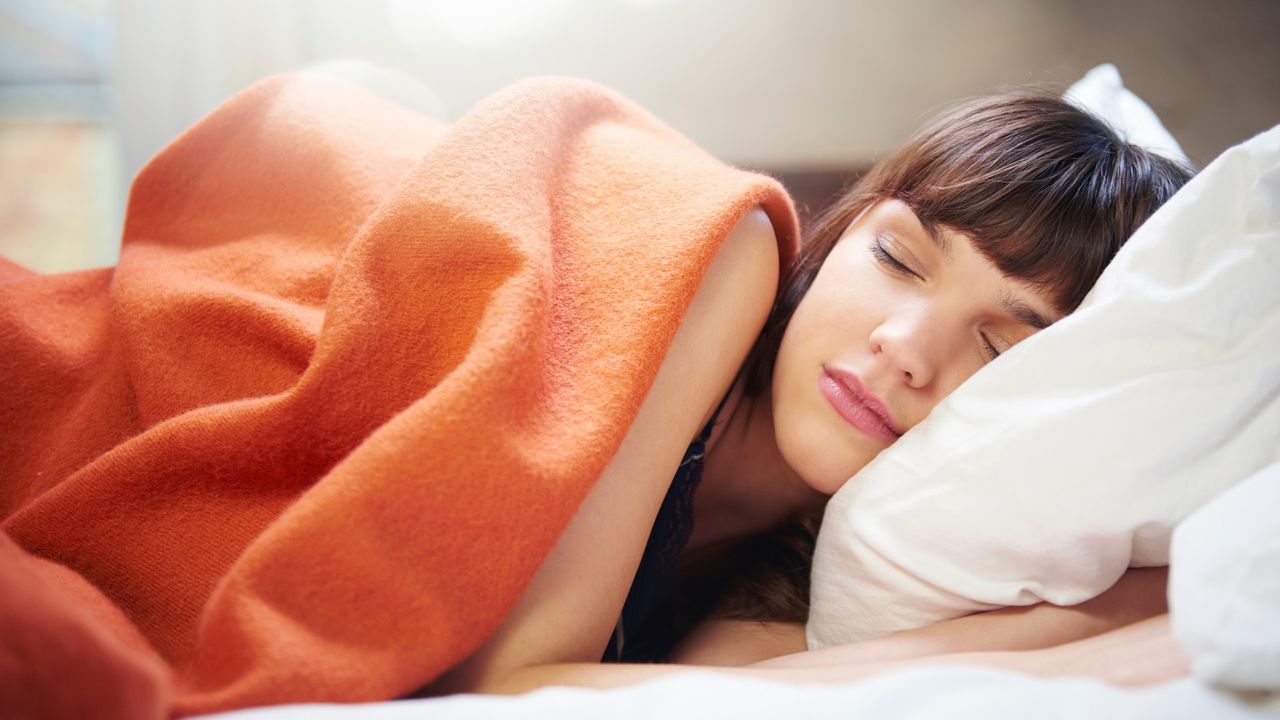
[601,392,730,663]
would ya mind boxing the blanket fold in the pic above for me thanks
[0,73,797,717]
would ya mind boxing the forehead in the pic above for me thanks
[869,198,1062,329]
[874,197,955,260]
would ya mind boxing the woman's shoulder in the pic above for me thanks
[704,206,780,304]
[422,209,783,694]
[673,206,780,429]
[690,206,779,323]
[614,203,779,496]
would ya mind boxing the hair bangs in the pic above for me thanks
[883,92,1186,312]
[739,88,1192,395]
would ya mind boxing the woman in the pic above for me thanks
[421,89,1193,697]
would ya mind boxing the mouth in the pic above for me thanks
[818,365,902,441]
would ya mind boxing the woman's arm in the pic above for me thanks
[419,209,780,696]
[754,566,1170,669]
[480,614,1188,696]
[665,566,1168,669]
[668,620,808,666]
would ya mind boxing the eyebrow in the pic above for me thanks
[998,288,1056,330]
[916,216,952,259]
[907,207,1056,330]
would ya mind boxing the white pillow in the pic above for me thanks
[806,82,1280,646]
[1170,458,1280,692]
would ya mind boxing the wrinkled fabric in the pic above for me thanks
[0,72,797,717]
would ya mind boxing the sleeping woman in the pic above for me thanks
[421,90,1192,696]
[0,70,1207,716]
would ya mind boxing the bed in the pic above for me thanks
[2,63,1276,719]
[210,62,1280,720]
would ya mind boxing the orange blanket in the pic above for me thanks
[0,73,797,717]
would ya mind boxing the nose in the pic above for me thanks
[868,305,938,389]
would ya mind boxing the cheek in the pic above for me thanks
[770,319,897,493]
[779,253,881,365]
[767,243,904,493]
[770,383,894,495]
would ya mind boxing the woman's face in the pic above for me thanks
[771,198,1063,495]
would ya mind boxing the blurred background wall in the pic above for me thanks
[2,0,1278,272]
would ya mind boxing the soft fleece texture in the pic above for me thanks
[0,73,797,717]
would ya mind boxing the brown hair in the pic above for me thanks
[742,89,1193,397]
[647,90,1195,658]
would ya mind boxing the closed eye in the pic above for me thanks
[981,335,1002,361]
[870,236,918,279]
[871,233,1008,363]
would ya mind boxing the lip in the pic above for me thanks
[818,366,902,440]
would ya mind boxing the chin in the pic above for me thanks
[776,412,871,496]
[813,457,872,496]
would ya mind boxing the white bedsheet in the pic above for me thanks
[200,668,1277,720]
